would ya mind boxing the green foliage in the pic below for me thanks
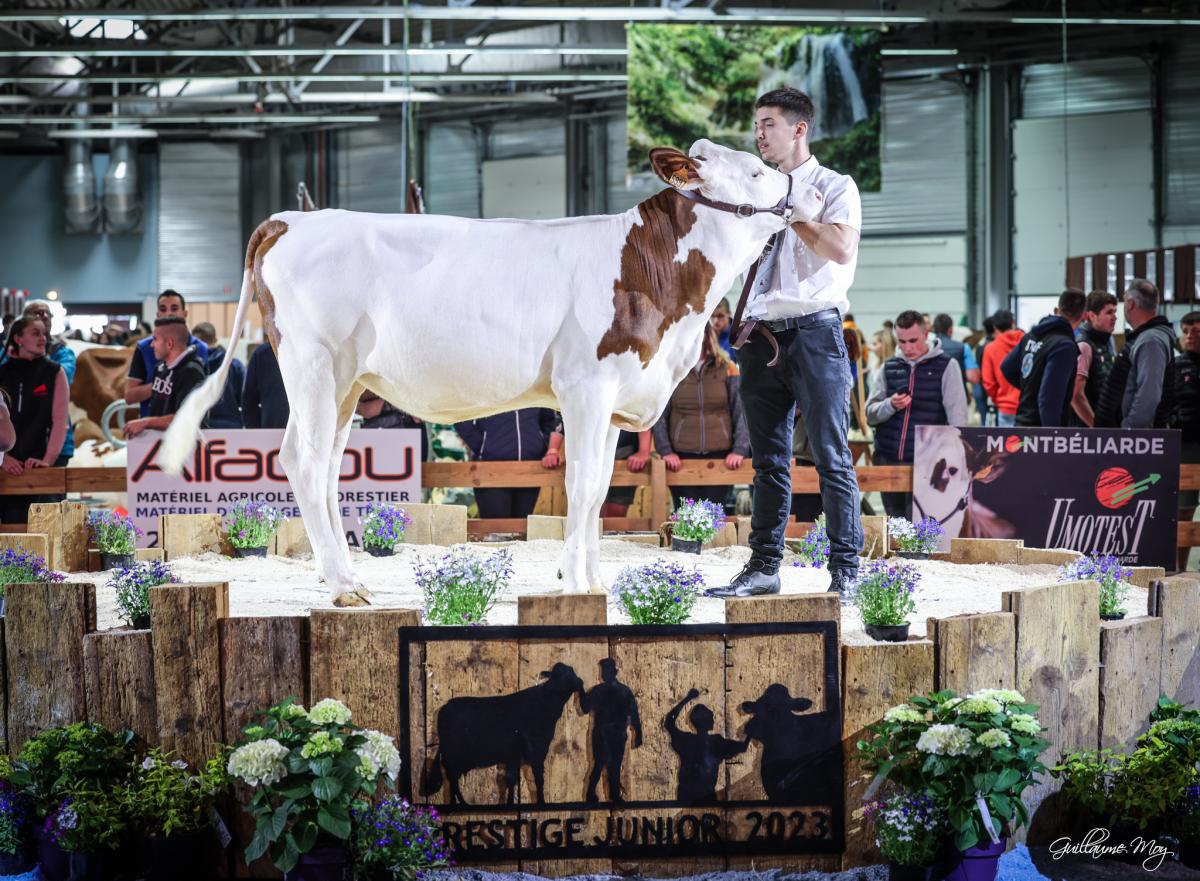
[9,723,136,820]
[414,547,512,626]
[48,790,126,853]
[865,790,945,867]
[857,689,1051,852]
[121,749,229,837]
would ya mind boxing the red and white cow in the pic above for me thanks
[159,140,823,606]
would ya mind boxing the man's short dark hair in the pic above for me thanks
[1058,288,1087,322]
[154,316,189,348]
[157,289,186,308]
[1086,290,1118,315]
[983,316,995,335]
[192,321,217,345]
[932,313,954,335]
[755,87,814,128]
[895,310,924,330]
[993,309,1014,332]
[1181,311,1200,327]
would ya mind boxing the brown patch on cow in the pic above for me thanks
[596,190,716,366]
[244,218,289,351]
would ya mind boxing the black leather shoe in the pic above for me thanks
[827,569,858,603]
[705,560,781,599]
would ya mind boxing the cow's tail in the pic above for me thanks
[422,746,443,796]
[158,264,255,474]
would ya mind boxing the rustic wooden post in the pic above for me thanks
[150,582,229,766]
[5,581,96,751]
[1150,576,1200,709]
[1098,617,1162,749]
[83,630,157,748]
[927,612,1016,694]
[650,456,669,528]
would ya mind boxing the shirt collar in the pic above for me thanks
[166,346,192,370]
[788,154,820,183]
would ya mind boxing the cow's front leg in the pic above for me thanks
[584,426,621,594]
[531,758,546,805]
[556,384,618,595]
[503,763,520,805]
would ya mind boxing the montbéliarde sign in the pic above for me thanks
[399,622,845,862]
[913,426,1180,568]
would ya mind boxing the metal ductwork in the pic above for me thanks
[103,140,142,232]
[63,139,100,232]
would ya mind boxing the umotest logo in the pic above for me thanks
[985,433,1166,456]
[131,438,415,483]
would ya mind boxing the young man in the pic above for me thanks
[867,310,968,517]
[191,321,245,428]
[1172,312,1200,569]
[125,290,208,417]
[707,86,862,600]
[1095,280,1176,429]
[981,309,1022,427]
[1000,289,1087,427]
[123,318,208,438]
[1069,290,1118,427]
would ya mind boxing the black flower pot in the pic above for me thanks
[100,552,134,570]
[132,614,151,630]
[66,848,113,881]
[234,545,268,558]
[364,544,395,558]
[1181,839,1200,869]
[142,826,215,881]
[671,537,702,554]
[0,845,35,875]
[1100,612,1126,621]
[865,623,910,642]
[35,823,69,881]
[888,862,937,881]
[283,844,349,881]
[895,550,930,560]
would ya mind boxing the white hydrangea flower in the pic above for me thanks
[969,688,1026,705]
[1009,714,1042,735]
[227,738,289,787]
[355,729,402,782]
[281,703,308,720]
[883,705,926,724]
[916,724,974,756]
[307,698,353,726]
[954,697,1004,716]
[976,728,1012,749]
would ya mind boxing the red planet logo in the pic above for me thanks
[1095,467,1136,509]
[1004,435,1022,453]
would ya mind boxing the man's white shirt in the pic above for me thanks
[746,154,861,320]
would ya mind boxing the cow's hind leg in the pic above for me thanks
[326,381,372,603]
[556,385,618,595]
[584,426,621,593]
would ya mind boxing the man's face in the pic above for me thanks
[896,323,929,360]
[754,106,803,165]
[1089,303,1118,334]
[24,303,52,335]
[1182,321,1200,354]
[711,308,730,335]
[150,328,171,361]
[157,296,186,320]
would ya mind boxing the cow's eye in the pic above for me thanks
[752,171,763,178]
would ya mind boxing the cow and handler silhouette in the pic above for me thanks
[422,658,835,807]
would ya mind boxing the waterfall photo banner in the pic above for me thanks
[626,25,881,191]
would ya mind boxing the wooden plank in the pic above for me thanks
[396,503,467,546]
[221,616,307,880]
[65,466,129,493]
[861,515,887,559]
[841,640,934,870]
[422,460,649,489]
[517,595,610,878]
[650,457,669,530]
[83,630,157,747]
[60,502,89,572]
[309,608,417,735]
[928,612,1016,695]
[5,581,96,751]
[1001,581,1099,844]
[160,514,230,560]
[1151,576,1200,708]
[0,620,6,753]
[150,582,229,767]
[0,533,49,563]
[1126,566,1166,589]
[27,504,62,572]
[950,538,1023,564]
[1177,520,1200,547]
[271,518,311,557]
[0,469,67,494]
[1098,617,1162,750]
[725,594,842,873]
[1017,547,1081,566]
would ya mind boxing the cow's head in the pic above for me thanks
[649,140,824,230]
[540,662,584,694]
[740,683,814,717]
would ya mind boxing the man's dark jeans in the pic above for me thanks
[739,317,862,573]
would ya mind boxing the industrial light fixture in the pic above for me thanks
[46,290,59,301]
[880,48,960,56]
[13,114,383,124]
[49,127,158,138]
[0,44,629,58]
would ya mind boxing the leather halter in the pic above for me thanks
[675,171,796,223]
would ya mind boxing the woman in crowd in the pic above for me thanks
[0,317,70,523]
[867,326,896,394]
[651,324,750,508]
[455,409,563,519]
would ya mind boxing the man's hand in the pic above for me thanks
[541,449,563,469]
[724,452,744,470]
[626,450,651,472]
[25,458,51,469]
[663,454,682,472]
[124,418,150,438]
[1,457,23,476]
[890,392,912,411]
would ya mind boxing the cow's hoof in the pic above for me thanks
[586,584,607,596]
[353,584,375,601]
[332,592,370,608]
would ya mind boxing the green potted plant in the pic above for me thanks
[788,514,829,569]
[864,789,946,881]
[121,749,229,881]
[0,757,34,877]
[414,547,512,626]
[351,796,451,880]
[43,790,127,881]
[1057,554,1131,620]
[90,510,141,570]
[669,498,725,554]
[0,546,65,616]
[359,502,413,558]
[611,559,705,624]
[887,517,944,560]
[227,697,401,880]
[852,560,919,642]
[225,499,285,558]
[859,689,1051,881]
[109,561,178,630]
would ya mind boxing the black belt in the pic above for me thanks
[759,308,842,334]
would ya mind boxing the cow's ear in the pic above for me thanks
[649,147,702,190]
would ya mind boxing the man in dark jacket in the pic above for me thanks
[1172,311,1200,568]
[455,409,563,519]
[866,310,968,516]
[123,318,208,438]
[191,322,244,428]
[1069,290,1118,427]
[1001,289,1086,427]
[242,342,290,429]
[1096,280,1176,429]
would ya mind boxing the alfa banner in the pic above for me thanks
[912,426,1180,568]
[125,429,422,548]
